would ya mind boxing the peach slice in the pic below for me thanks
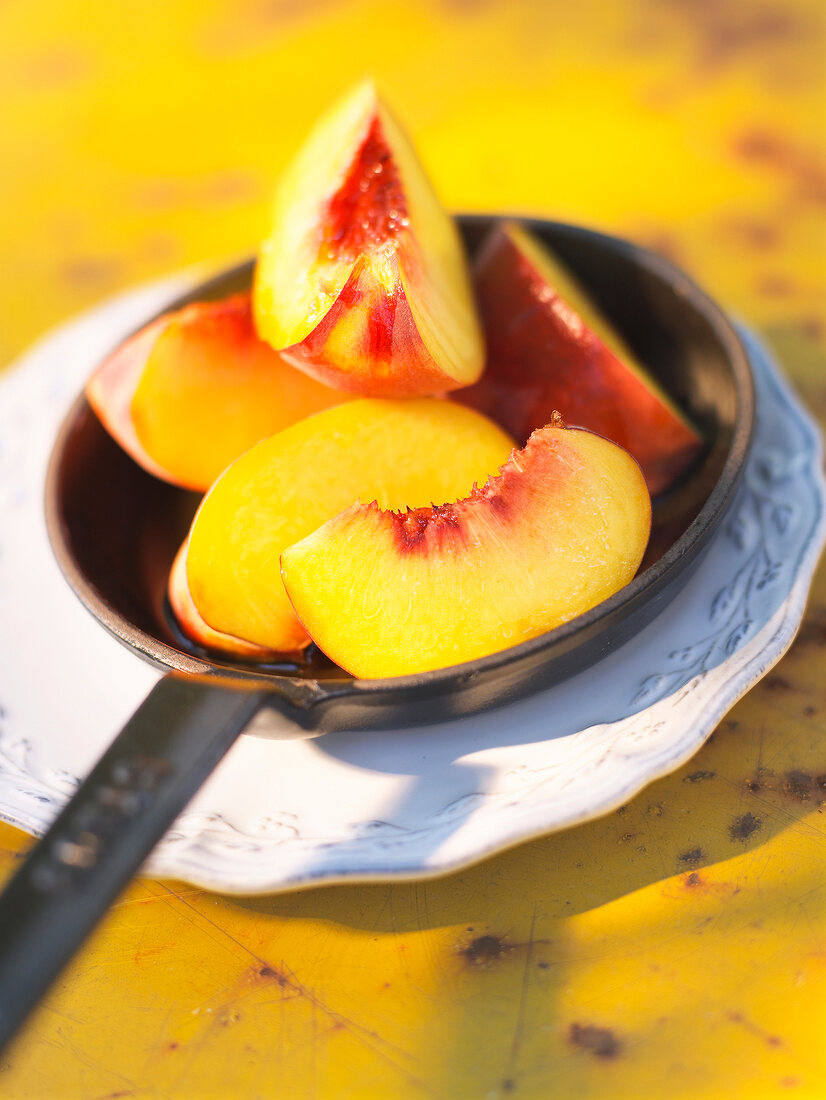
[456,221,704,497]
[86,293,351,491]
[168,538,281,660]
[183,398,515,652]
[281,421,651,678]
[254,80,484,397]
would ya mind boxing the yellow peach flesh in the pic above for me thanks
[281,424,652,678]
[168,539,281,660]
[87,294,351,491]
[185,398,515,652]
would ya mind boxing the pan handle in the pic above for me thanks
[0,671,274,1052]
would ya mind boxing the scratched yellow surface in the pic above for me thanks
[2,1,826,1097]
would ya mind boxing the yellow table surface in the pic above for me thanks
[2,2,825,1096]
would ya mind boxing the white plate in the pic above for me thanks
[0,279,823,894]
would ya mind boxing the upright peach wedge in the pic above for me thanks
[87,293,351,491]
[254,81,484,397]
[281,420,651,678]
[182,398,514,653]
[456,221,704,497]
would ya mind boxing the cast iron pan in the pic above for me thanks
[0,217,753,1048]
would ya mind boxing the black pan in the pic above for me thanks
[0,217,753,1049]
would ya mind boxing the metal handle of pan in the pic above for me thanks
[0,672,276,1052]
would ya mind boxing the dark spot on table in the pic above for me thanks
[459,934,511,966]
[796,606,826,648]
[257,964,288,986]
[744,766,776,795]
[667,0,811,73]
[735,130,783,161]
[733,129,826,206]
[569,1022,621,1059]
[799,318,824,341]
[678,847,704,864]
[501,1079,516,1092]
[60,256,121,291]
[730,812,762,841]
[783,770,815,801]
[765,673,793,692]
[718,215,780,250]
[757,274,796,299]
[685,770,716,783]
[742,768,824,805]
[681,872,739,898]
[728,1009,784,1047]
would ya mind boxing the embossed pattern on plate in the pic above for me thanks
[0,282,823,894]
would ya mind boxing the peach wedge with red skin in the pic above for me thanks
[183,398,515,653]
[456,221,704,497]
[281,422,652,678]
[254,81,484,397]
[86,293,351,491]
